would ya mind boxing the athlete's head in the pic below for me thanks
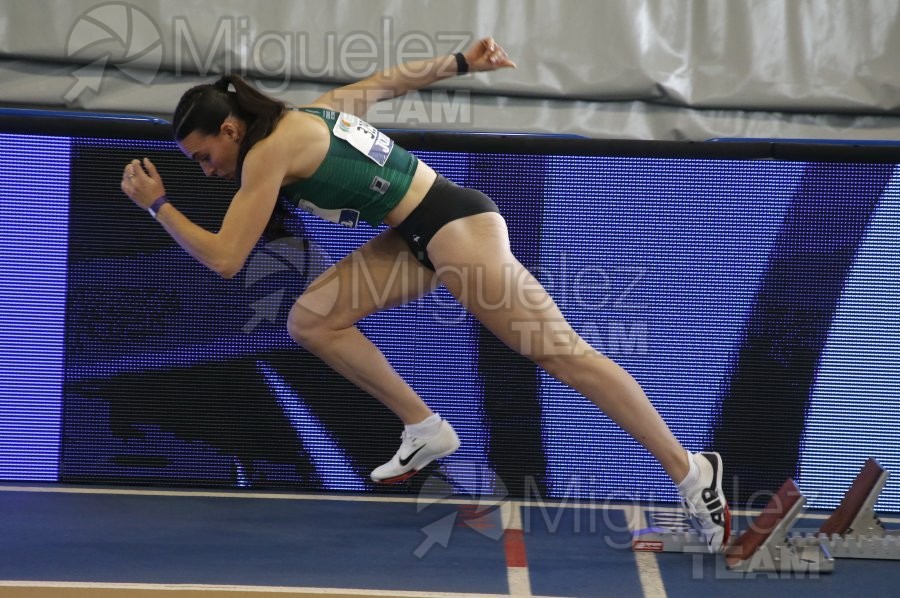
[172,74,285,183]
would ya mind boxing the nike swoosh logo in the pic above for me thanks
[398,445,426,467]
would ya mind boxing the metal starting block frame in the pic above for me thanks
[631,509,713,554]
[790,458,900,560]
[632,457,899,573]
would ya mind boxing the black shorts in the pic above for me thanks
[393,174,500,270]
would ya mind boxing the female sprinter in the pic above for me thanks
[120,38,730,552]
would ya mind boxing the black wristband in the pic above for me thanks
[454,52,469,74]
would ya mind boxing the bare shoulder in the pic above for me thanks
[249,111,315,154]
[247,109,331,181]
[277,108,332,140]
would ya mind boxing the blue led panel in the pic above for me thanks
[4,126,900,513]
[538,157,803,502]
[802,169,900,510]
[0,134,70,481]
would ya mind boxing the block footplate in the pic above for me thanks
[724,479,834,573]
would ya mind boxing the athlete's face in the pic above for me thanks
[177,116,243,180]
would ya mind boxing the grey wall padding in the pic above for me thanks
[2,0,900,140]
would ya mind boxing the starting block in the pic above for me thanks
[632,479,833,573]
[724,479,833,573]
[632,457,899,573]
[790,458,900,560]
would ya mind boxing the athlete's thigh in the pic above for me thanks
[426,213,579,358]
[294,228,438,329]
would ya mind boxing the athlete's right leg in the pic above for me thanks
[288,229,460,483]
[287,229,438,424]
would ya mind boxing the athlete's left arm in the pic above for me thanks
[121,139,287,279]
[312,37,516,116]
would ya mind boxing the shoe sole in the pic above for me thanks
[371,445,459,485]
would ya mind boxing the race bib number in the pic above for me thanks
[297,199,360,228]
[333,113,394,166]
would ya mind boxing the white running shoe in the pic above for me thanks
[370,420,460,484]
[680,451,732,553]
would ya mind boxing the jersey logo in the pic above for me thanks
[297,199,360,228]
[370,176,390,194]
[338,209,360,227]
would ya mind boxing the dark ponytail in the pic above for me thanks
[172,73,293,241]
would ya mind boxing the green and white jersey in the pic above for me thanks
[278,107,419,227]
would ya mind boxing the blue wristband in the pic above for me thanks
[148,195,169,219]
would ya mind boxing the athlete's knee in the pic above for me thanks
[287,298,334,350]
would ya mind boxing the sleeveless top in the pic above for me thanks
[278,107,419,227]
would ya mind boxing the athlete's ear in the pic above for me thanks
[220,118,241,142]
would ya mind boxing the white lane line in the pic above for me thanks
[506,569,531,597]
[623,504,667,598]
[500,500,532,596]
[0,581,524,597]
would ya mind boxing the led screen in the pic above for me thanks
[2,131,898,511]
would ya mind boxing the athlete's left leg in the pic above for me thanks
[426,212,691,481]
[427,211,730,551]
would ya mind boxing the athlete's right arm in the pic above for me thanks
[123,138,289,279]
